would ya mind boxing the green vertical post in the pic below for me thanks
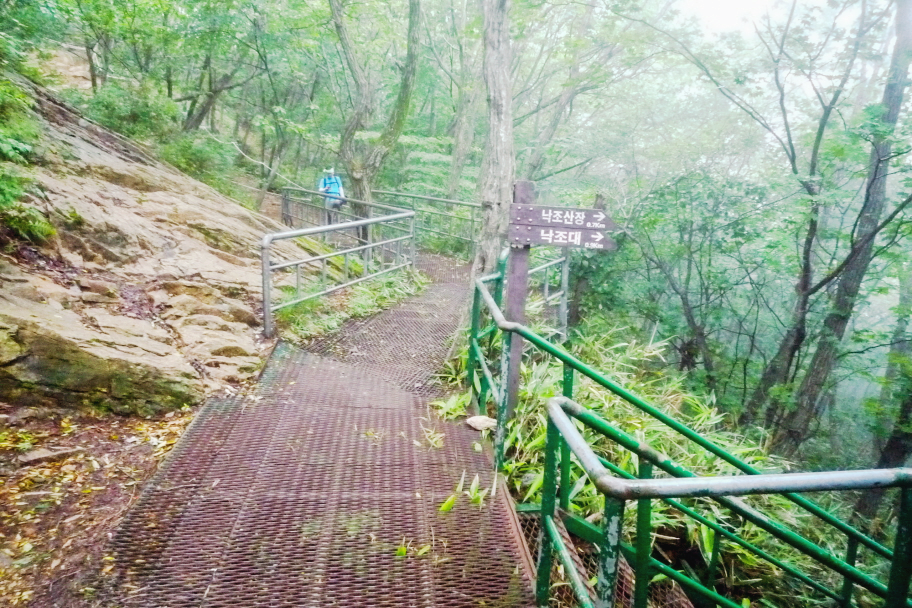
[466,286,482,409]
[596,496,626,608]
[478,375,490,418]
[839,535,858,608]
[495,331,512,471]
[536,419,561,607]
[634,462,653,608]
[494,253,508,307]
[706,528,722,595]
[559,363,574,511]
[885,486,912,608]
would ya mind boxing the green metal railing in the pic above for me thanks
[466,258,912,608]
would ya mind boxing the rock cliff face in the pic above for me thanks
[0,80,307,414]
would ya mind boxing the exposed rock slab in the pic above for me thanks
[0,79,333,413]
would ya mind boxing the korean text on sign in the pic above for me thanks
[540,209,586,226]
[539,229,582,245]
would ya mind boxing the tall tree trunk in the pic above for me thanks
[473,0,514,275]
[773,0,912,454]
[330,0,422,227]
[853,265,912,526]
[872,263,912,458]
[256,137,288,211]
[447,82,481,199]
[84,43,98,92]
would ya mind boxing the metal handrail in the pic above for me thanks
[541,396,912,608]
[283,187,409,214]
[261,210,415,337]
[470,274,894,559]
[371,189,482,208]
[466,266,912,608]
[367,189,480,258]
[549,398,912,498]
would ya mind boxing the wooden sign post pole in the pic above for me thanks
[504,180,535,420]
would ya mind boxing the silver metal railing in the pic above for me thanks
[261,210,416,337]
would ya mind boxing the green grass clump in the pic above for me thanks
[0,79,53,243]
[275,269,428,342]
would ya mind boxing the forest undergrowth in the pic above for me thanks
[275,268,428,342]
[434,316,898,608]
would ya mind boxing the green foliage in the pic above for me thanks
[0,0,64,73]
[439,321,894,606]
[0,79,53,242]
[159,134,237,185]
[77,84,179,140]
[0,168,54,242]
[276,270,428,342]
[0,78,39,164]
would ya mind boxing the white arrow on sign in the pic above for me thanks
[592,233,604,242]
[594,212,606,222]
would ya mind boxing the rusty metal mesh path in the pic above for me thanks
[304,253,471,398]
[107,254,536,608]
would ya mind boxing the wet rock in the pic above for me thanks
[0,77,330,413]
[0,294,201,414]
[7,406,69,425]
[18,446,84,467]
[466,416,497,431]
[77,278,118,296]
[80,292,120,304]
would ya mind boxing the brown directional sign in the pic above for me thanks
[509,224,617,250]
[510,204,619,231]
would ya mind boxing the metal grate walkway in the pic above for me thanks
[107,255,536,607]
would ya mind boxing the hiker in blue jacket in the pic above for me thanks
[318,168,345,224]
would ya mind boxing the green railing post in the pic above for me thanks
[495,330,512,471]
[559,363,574,511]
[597,496,626,608]
[885,487,912,608]
[494,252,508,308]
[840,535,859,608]
[634,461,653,608]
[536,418,560,607]
[466,286,482,413]
[706,528,722,595]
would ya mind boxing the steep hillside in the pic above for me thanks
[1,76,307,414]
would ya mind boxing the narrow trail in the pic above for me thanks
[107,254,536,607]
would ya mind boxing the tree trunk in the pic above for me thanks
[873,263,912,458]
[851,266,912,528]
[853,371,912,530]
[256,138,288,211]
[84,43,98,92]
[473,0,514,275]
[447,82,480,199]
[329,0,422,238]
[772,0,912,453]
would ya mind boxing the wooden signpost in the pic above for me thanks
[503,181,618,419]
